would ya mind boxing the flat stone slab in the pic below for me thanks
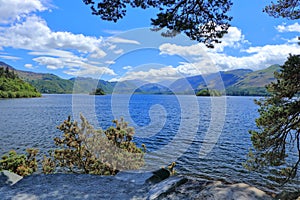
[148,176,187,200]
[0,173,142,200]
[0,170,23,187]
[0,172,274,200]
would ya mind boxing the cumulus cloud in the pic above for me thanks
[0,10,116,77]
[212,44,300,70]
[287,36,300,43]
[159,27,300,72]
[0,0,47,24]
[112,66,181,83]
[276,22,300,33]
[159,27,249,56]
[24,63,35,69]
[213,27,249,52]
[0,15,106,57]
[112,60,221,83]
[64,65,116,77]
[159,43,204,56]
[176,61,219,76]
[32,54,116,77]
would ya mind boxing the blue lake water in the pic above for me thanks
[0,94,298,193]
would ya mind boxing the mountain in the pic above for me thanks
[169,65,280,96]
[0,63,41,98]
[226,65,281,96]
[71,77,114,94]
[0,62,116,94]
[0,61,74,94]
[169,68,253,94]
[0,61,281,96]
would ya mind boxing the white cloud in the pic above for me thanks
[176,61,219,76]
[159,30,300,72]
[0,0,47,24]
[287,36,300,43]
[64,66,116,77]
[106,37,140,45]
[276,22,300,33]
[159,43,205,56]
[112,61,221,83]
[213,27,249,52]
[211,44,300,70]
[105,60,116,65]
[29,49,75,58]
[113,49,124,54]
[32,54,116,76]
[0,15,106,57]
[0,54,21,60]
[0,12,117,77]
[123,66,133,70]
[24,63,35,69]
[159,27,249,55]
[113,66,180,83]
[33,56,64,69]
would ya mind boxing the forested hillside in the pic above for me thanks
[0,67,41,98]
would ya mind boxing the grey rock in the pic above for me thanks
[0,170,23,187]
[148,176,187,200]
[115,171,154,185]
[0,171,275,200]
[195,181,273,200]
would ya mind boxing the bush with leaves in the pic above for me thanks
[0,148,39,176]
[43,115,145,175]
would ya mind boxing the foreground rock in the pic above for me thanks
[0,170,23,187]
[0,170,273,200]
[163,178,273,200]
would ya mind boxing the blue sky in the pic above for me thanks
[0,0,299,82]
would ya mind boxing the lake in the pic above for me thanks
[0,94,297,193]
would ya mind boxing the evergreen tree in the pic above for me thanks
[245,54,300,183]
[82,0,233,48]
[264,0,300,20]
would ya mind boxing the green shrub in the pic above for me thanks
[0,148,39,176]
[43,115,145,175]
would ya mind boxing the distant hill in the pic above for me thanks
[226,65,281,96]
[169,68,254,94]
[0,63,41,98]
[0,62,116,94]
[0,61,281,96]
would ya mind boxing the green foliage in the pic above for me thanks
[27,74,74,94]
[245,54,300,184]
[82,0,233,48]
[90,88,105,95]
[264,0,300,20]
[196,88,222,96]
[0,67,41,98]
[43,115,145,175]
[0,149,39,176]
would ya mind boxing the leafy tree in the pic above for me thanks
[264,0,300,20]
[245,55,300,184]
[82,0,233,48]
[0,149,39,176]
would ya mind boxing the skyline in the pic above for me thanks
[0,0,299,82]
